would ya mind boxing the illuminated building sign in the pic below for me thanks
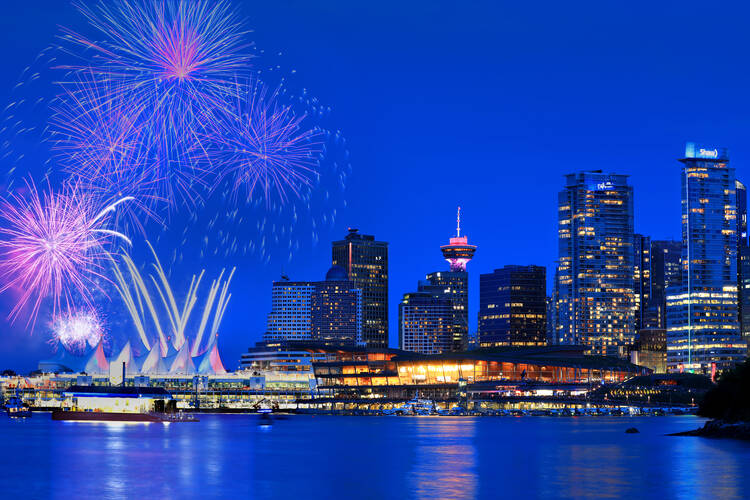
[588,180,614,191]
[684,142,727,160]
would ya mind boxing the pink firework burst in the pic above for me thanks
[50,309,105,354]
[58,0,253,205]
[0,179,132,327]
[208,80,324,204]
[50,73,164,227]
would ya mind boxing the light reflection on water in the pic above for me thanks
[411,418,477,500]
[1,415,749,499]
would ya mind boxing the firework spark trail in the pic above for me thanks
[58,0,253,205]
[50,309,104,353]
[0,179,132,327]
[50,72,165,222]
[111,242,234,355]
[207,80,324,205]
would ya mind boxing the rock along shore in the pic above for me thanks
[669,420,750,440]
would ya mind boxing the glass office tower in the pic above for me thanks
[478,265,547,347]
[666,143,746,374]
[332,229,389,348]
[650,240,682,329]
[735,180,750,349]
[556,171,636,357]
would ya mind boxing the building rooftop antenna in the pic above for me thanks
[456,206,461,238]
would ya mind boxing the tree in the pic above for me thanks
[699,359,750,421]
[1,369,17,377]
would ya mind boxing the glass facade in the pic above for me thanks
[478,265,547,347]
[666,143,746,373]
[735,180,750,349]
[332,229,389,348]
[633,234,654,330]
[650,240,682,329]
[555,171,636,357]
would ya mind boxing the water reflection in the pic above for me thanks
[411,417,477,499]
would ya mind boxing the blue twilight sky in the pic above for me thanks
[2,0,750,372]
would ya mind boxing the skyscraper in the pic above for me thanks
[478,265,547,347]
[399,291,453,354]
[421,207,476,351]
[264,280,314,342]
[556,171,636,357]
[633,234,653,331]
[650,240,682,329]
[736,180,750,346]
[332,229,389,348]
[311,266,363,346]
[666,143,746,374]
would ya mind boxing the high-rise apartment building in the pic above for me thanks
[311,266,363,346]
[666,143,746,374]
[332,229,389,348]
[264,280,314,342]
[478,265,547,347]
[555,171,636,357]
[399,292,454,354]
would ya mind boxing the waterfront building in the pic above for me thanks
[555,171,636,357]
[633,234,654,330]
[399,291,454,354]
[666,143,747,374]
[332,229,389,348]
[650,240,682,329]
[310,344,649,404]
[478,265,547,347]
[630,328,667,374]
[736,180,750,347]
[311,266,363,346]
[264,280,314,342]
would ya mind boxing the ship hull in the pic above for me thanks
[52,410,164,422]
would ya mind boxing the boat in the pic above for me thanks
[387,395,438,416]
[51,409,198,423]
[51,385,198,423]
[4,391,32,418]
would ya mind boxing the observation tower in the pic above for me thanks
[440,207,476,271]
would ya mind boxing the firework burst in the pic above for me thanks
[58,0,253,205]
[50,309,105,353]
[50,73,163,219]
[0,179,132,326]
[207,80,324,204]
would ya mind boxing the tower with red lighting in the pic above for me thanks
[440,207,476,271]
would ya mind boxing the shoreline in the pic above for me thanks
[669,419,750,440]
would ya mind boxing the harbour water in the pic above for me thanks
[2,415,749,499]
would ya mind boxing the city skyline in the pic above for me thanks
[4,1,750,372]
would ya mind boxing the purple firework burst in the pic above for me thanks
[59,0,253,205]
[207,80,324,204]
[0,179,132,327]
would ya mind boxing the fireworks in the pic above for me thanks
[51,310,104,353]
[50,73,163,221]
[110,242,234,356]
[208,80,324,204]
[0,180,132,326]
[58,0,253,205]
